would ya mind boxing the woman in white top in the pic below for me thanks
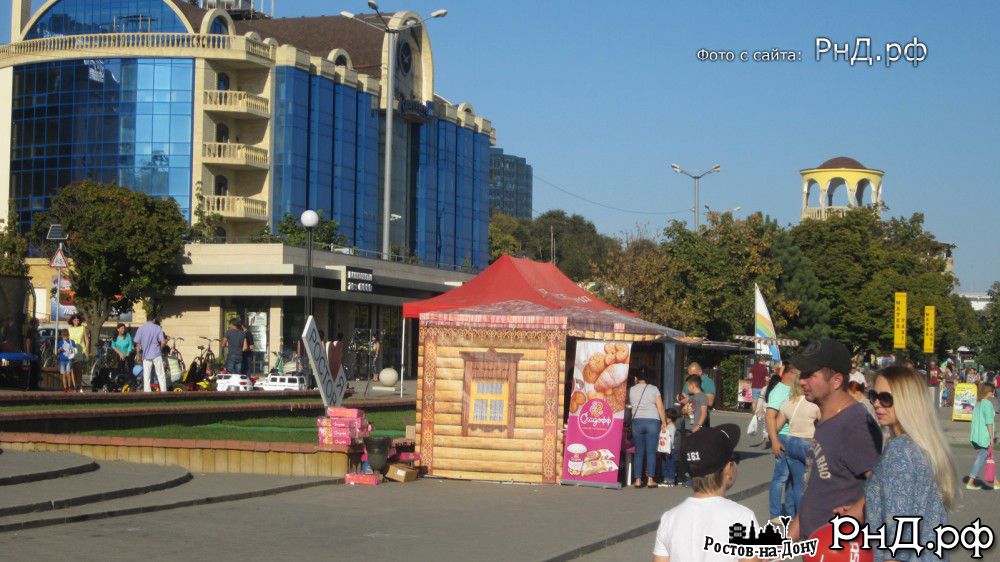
[628,366,667,489]
[774,368,820,517]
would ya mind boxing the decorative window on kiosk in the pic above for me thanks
[460,349,521,437]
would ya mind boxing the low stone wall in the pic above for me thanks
[1,433,360,477]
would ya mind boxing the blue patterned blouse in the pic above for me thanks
[865,434,949,562]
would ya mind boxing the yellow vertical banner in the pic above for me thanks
[923,306,936,354]
[893,292,907,349]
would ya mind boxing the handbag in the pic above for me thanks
[985,446,996,483]
[746,414,759,435]
[658,426,673,453]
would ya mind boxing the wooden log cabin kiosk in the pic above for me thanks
[402,255,684,484]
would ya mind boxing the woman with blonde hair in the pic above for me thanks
[774,367,820,518]
[836,365,957,561]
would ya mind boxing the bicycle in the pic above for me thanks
[270,350,302,375]
[174,337,219,391]
[163,337,186,390]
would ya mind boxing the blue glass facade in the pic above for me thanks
[272,67,380,252]
[25,0,188,39]
[472,133,491,270]
[272,66,310,225]
[435,119,457,266]
[455,127,475,267]
[10,58,194,229]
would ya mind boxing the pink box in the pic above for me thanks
[326,407,363,418]
[397,452,420,463]
[317,417,368,429]
[345,473,379,486]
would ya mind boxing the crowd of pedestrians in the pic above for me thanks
[653,337,984,562]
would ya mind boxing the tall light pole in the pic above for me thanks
[300,210,319,320]
[671,163,721,232]
[341,3,447,260]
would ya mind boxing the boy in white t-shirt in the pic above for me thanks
[653,423,760,562]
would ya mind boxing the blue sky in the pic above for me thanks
[3,1,998,290]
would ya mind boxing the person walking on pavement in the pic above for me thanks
[766,360,796,523]
[788,338,882,541]
[133,318,168,392]
[628,367,668,489]
[221,318,246,374]
[67,315,88,391]
[834,366,957,562]
[240,320,255,376]
[749,357,769,404]
[773,367,820,518]
[966,382,997,489]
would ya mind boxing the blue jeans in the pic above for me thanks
[969,444,989,480]
[225,352,243,374]
[769,434,792,518]
[632,418,660,481]
[785,436,811,517]
[661,454,677,483]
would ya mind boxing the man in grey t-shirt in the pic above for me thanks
[684,375,711,431]
[789,339,882,541]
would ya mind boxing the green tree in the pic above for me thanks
[187,188,225,243]
[250,211,348,247]
[33,181,187,354]
[0,210,28,276]
[772,230,830,342]
[977,283,1000,368]
[488,211,525,260]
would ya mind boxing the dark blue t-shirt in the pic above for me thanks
[799,400,883,539]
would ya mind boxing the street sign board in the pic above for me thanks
[344,266,374,293]
[301,316,347,408]
[893,292,907,349]
[46,224,67,241]
[50,246,69,269]
[924,306,936,354]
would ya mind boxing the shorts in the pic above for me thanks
[59,359,73,374]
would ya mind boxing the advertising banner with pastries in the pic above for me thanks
[561,340,631,488]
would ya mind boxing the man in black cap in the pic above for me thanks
[787,338,882,541]
[653,424,758,561]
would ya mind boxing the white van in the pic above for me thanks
[260,374,308,391]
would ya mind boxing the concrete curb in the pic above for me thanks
[542,481,771,562]
[0,477,343,533]
[0,459,99,487]
[0,470,193,517]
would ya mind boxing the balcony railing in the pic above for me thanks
[202,142,269,169]
[802,206,851,220]
[203,195,268,222]
[0,33,275,64]
[203,90,270,118]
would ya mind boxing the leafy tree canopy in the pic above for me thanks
[488,210,615,282]
[0,210,28,276]
[33,181,187,353]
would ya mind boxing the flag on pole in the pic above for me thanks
[754,283,781,361]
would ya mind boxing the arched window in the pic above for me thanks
[209,16,229,35]
[217,72,231,91]
[334,55,348,67]
[26,0,187,39]
[214,175,229,196]
[215,123,230,143]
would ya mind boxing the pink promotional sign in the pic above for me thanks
[561,340,632,488]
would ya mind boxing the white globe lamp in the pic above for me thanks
[300,209,319,228]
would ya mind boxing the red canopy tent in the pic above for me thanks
[403,254,637,319]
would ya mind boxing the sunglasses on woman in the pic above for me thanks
[868,390,893,407]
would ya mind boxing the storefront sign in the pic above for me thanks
[345,267,374,293]
[302,316,347,408]
[952,382,978,422]
[561,340,632,488]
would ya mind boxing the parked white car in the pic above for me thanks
[216,373,253,392]
[260,374,308,391]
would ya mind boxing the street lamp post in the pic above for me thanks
[341,3,447,260]
[671,163,721,232]
[300,210,319,320]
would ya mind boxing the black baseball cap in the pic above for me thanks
[682,423,741,477]
[789,338,851,377]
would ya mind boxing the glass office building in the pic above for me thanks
[1,0,494,271]
[489,147,533,220]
